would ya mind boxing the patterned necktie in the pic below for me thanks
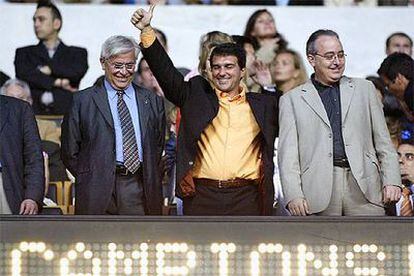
[116,90,140,174]
[400,187,414,217]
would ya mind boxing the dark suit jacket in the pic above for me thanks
[0,95,45,214]
[61,80,165,215]
[142,39,279,215]
[0,70,10,87]
[15,41,88,115]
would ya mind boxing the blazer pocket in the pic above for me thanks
[364,152,380,174]
[300,165,310,176]
[360,173,383,206]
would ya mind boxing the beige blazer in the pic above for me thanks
[278,77,401,213]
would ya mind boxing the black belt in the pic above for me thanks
[194,178,258,189]
[333,158,350,168]
[115,164,141,176]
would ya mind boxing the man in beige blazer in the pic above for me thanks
[278,29,402,216]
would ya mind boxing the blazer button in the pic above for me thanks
[189,161,194,166]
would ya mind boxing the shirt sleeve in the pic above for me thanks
[141,27,156,48]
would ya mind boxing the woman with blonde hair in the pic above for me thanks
[270,48,307,93]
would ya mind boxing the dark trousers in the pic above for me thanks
[105,171,145,215]
[183,184,260,216]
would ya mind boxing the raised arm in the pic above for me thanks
[130,3,194,107]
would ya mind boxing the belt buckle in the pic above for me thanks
[116,166,129,176]
[120,168,129,176]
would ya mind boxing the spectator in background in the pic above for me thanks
[230,0,323,4]
[366,76,404,148]
[232,35,277,93]
[0,79,68,183]
[366,32,413,143]
[244,9,288,65]
[324,0,377,6]
[378,53,414,116]
[386,138,414,216]
[270,48,307,94]
[14,0,88,115]
[0,94,44,215]
[385,32,413,57]
[0,79,61,145]
[378,0,411,6]
[191,31,234,81]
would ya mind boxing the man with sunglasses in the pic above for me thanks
[61,35,165,215]
[279,29,402,216]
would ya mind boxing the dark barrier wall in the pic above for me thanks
[0,216,413,275]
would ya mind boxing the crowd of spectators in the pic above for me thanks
[0,0,413,216]
[4,0,414,5]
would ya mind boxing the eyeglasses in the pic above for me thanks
[314,52,347,62]
[107,61,136,71]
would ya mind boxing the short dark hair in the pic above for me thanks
[386,32,413,49]
[306,29,339,55]
[137,57,146,75]
[37,0,62,31]
[378,52,414,82]
[209,42,246,70]
[231,35,257,50]
[154,28,168,48]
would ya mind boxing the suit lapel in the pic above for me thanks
[92,81,114,129]
[52,41,65,60]
[339,76,355,124]
[206,90,219,116]
[247,94,265,132]
[134,85,150,142]
[0,97,9,135]
[36,42,51,61]
[301,80,331,127]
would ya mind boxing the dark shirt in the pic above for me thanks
[311,75,347,160]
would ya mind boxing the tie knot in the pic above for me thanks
[116,90,125,97]
[403,186,412,196]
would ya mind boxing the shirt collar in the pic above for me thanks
[42,39,61,51]
[104,79,134,100]
[311,73,340,90]
[215,83,247,104]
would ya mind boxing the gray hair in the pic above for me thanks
[100,35,140,61]
[0,78,32,103]
[306,29,340,56]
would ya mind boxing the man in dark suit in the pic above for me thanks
[131,5,279,215]
[61,35,165,215]
[0,95,45,214]
[14,0,88,115]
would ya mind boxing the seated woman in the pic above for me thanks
[270,48,307,93]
